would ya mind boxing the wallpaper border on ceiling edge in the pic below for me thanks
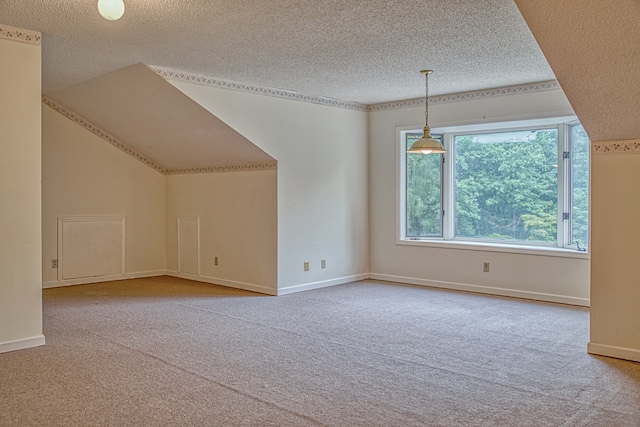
[152,65,560,113]
[368,80,561,111]
[0,24,41,45]
[592,139,640,155]
[42,96,278,174]
[165,162,278,175]
[42,96,168,174]
[151,66,367,112]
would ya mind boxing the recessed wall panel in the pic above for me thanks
[59,216,125,280]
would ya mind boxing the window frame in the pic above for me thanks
[397,116,590,259]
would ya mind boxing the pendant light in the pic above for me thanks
[407,70,446,154]
[98,0,125,21]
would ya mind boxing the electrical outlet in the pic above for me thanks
[304,261,310,271]
[483,262,490,273]
[214,256,219,266]
[52,259,58,268]
[321,259,326,269]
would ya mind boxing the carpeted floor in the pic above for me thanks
[1,276,639,426]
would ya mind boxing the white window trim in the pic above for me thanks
[397,116,590,259]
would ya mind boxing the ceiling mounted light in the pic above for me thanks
[97,0,125,21]
[407,70,446,155]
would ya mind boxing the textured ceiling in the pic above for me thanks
[0,0,555,104]
[515,0,640,142]
[46,64,274,170]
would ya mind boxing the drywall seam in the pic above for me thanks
[0,24,41,45]
[42,97,278,174]
[369,273,590,307]
[592,138,640,155]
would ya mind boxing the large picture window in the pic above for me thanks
[399,117,589,251]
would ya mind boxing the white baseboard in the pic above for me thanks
[166,271,277,296]
[0,334,45,354]
[369,273,590,307]
[587,342,640,363]
[42,270,589,307]
[42,270,166,289]
[277,273,370,296]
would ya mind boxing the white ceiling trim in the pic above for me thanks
[368,80,561,112]
[152,66,367,112]
[0,24,41,45]
[592,139,640,156]
[42,96,277,175]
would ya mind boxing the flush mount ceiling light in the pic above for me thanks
[407,70,446,155]
[97,0,125,21]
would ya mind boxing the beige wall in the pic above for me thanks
[589,149,640,361]
[0,36,44,352]
[369,89,591,305]
[166,170,278,294]
[42,105,167,287]
[168,81,370,294]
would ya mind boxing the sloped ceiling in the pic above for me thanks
[46,64,274,170]
[0,0,567,171]
[515,0,640,142]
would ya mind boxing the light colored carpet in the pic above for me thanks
[1,276,639,426]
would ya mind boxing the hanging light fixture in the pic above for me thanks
[98,0,125,21]
[407,70,446,154]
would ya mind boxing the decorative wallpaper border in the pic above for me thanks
[42,96,277,174]
[153,65,560,113]
[42,96,167,174]
[165,162,278,175]
[0,25,41,45]
[368,80,561,112]
[592,139,640,155]
[152,66,367,112]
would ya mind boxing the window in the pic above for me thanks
[399,117,589,252]
[405,133,442,237]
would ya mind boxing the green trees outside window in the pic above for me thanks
[406,133,442,237]
[454,129,558,243]
[403,121,589,250]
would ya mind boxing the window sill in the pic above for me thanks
[397,238,590,259]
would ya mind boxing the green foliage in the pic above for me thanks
[454,129,558,243]
[406,134,441,236]
[406,125,589,246]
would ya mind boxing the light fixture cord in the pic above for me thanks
[424,71,429,126]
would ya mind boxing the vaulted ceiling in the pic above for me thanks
[45,64,274,171]
[4,1,637,170]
